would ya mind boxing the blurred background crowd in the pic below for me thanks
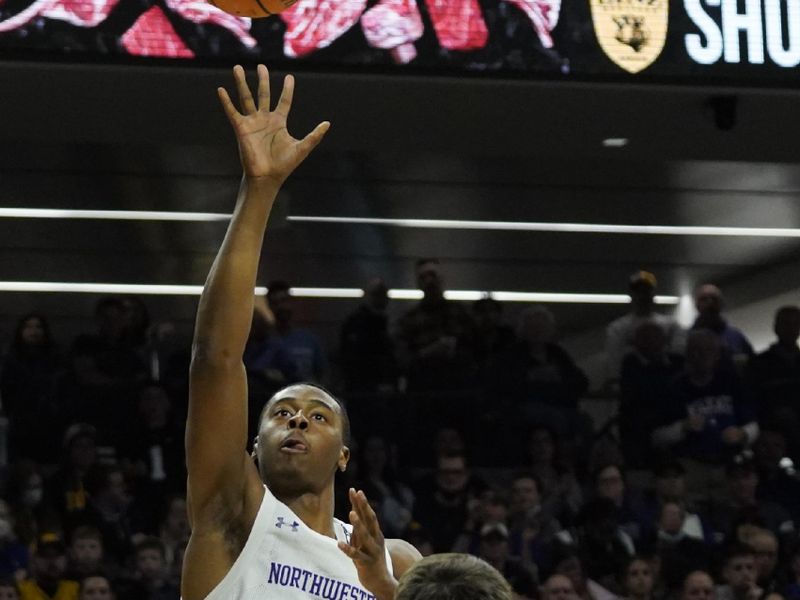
[0,258,799,600]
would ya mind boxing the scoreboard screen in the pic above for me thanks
[1,0,799,87]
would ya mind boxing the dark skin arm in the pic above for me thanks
[339,488,422,599]
[182,65,328,600]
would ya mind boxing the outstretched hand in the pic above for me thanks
[217,64,330,185]
[338,488,396,600]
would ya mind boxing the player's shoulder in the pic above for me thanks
[386,538,423,578]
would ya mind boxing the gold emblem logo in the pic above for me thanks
[589,0,669,74]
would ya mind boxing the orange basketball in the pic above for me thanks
[209,0,295,18]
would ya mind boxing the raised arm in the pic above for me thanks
[186,65,329,524]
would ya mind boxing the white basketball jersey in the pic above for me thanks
[203,485,393,599]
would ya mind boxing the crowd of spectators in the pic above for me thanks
[0,259,798,600]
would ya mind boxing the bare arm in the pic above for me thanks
[186,64,329,524]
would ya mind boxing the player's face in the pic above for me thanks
[258,386,349,494]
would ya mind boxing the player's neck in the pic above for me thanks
[282,487,337,539]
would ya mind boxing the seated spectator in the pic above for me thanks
[605,271,684,384]
[156,496,188,578]
[619,320,684,468]
[652,330,758,509]
[357,435,415,539]
[395,258,477,393]
[682,571,716,600]
[525,426,583,525]
[402,523,434,558]
[1,313,67,463]
[508,473,560,570]
[492,306,588,438]
[65,528,109,582]
[77,575,114,600]
[266,281,326,383]
[118,382,185,525]
[18,533,78,600]
[710,454,794,546]
[6,461,57,549]
[477,523,539,600]
[395,553,513,600]
[552,548,617,600]
[591,464,643,543]
[0,500,27,582]
[46,424,99,522]
[0,579,19,599]
[541,574,580,600]
[413,452,483,553]
[741,528,780,595]
[452,490,509,556]
[643,501,710,592]
[555,498,635,588]
[715,545,761,600]
[619,556,656,600]
[80,466,139,565]
[749,306,800,451]
[124,537,178,600]
[753,430,800,521]
[691,285,753,369]
[339,277,397,395]
[638,461,709,543]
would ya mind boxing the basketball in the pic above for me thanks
[209,0,295,18]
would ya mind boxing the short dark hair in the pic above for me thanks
[396,553,513,600]
[134,536,166,560]
[70,525,103,546]
[723,543,756,566]
[260,383,351,447]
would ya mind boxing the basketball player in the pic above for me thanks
[181,65,421,600]
[395,553,513,600]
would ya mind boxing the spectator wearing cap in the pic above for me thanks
[605,270,685,384]
[619,319,684,468]
[477,522,538,600]
[709,455,794,547]
[18,533,78,600]
[715,545,761,600]
[652,329,758,508]
[691,285,753,370]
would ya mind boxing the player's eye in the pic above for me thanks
[311,414,326,422]
[275,409,291,417]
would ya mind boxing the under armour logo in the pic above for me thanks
[275,517,300,532]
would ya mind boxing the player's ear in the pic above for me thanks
[338,446,350,473]
[251,437,259,461]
